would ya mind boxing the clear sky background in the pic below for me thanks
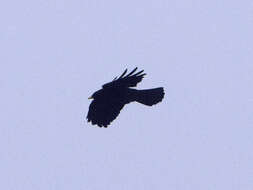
[1,0,253,189]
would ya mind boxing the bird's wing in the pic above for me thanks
[102,67,146,89]
[86,99,125,127]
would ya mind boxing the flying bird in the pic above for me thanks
[87,67,164,127]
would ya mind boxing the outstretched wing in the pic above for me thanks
[102,67,146,89]
[86,98,125,127]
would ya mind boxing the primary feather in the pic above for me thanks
[102,67,146,88]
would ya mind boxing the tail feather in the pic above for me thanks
[134,87,164,106]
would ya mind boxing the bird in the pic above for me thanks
[86,67,164,128]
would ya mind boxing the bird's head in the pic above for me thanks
[88,89,103,100]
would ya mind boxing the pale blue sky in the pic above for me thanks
[1,0,253,189]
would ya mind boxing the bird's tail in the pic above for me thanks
[133,87,164,106]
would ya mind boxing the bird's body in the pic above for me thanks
[87,68,164,127]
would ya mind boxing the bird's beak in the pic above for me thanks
[88,96,93,99]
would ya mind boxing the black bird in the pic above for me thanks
[87,67,164,127]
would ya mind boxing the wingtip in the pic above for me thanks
[119,68,128,79]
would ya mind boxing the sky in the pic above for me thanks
[1,0,253,189]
